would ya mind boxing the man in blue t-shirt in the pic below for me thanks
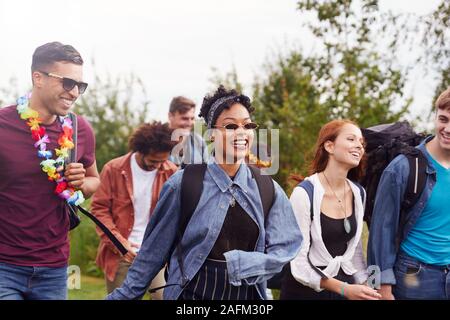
[368,87,450,300]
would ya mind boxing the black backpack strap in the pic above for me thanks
[69,112,77,163]
[248,165,274,222]
[297,180,328,279]
[67,113,128,256]
[150,164,207,293]
[177,164,207,287]
[179,164,208,236]
[396,151,428,248]
[248,165,283,288]
[403,152,427,211]
[76,205,127,255]
[66,113,82,230]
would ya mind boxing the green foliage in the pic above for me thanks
[213,2,417,190]
[421,1,449,65]
[0,77,26,107]
[73,73,151,172]
[373,0,449,116]
[68,275,106,300]
[251,53,328,191]
[248,0,411,189]
[423,1,450,108]
[209,65,244,93]
[433,65,450,107]
[69,200,103,277]
[69,218,102,277]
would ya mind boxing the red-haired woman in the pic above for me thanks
[280,120,381,300]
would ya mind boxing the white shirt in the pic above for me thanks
[289,173,368,292]
[128,153,157,248]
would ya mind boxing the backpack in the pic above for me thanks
[298,179,365,279]
[152,163,277,292]
[359,121,428,245]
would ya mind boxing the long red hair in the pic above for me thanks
[291,119,365,183]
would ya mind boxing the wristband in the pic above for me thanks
[340,282,348,297]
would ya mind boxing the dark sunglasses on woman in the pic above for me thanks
[215,122,259,130]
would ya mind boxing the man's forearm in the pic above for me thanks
[80,176,101,199]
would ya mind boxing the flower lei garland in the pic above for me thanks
[16,93,85,206]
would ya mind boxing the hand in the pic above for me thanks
[379,284,395,300]
[123,241,140,264]
[344,284,382,300]
[61,163,86,189]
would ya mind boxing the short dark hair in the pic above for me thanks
[128,121,178,155]
[169,96,196,114]
[31,41,83,71]
[199,85,254,127]
[435,87,450,111]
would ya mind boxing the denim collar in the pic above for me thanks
[417,135,436,175]
[206,158,249,193]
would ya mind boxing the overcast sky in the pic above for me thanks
[0,0,443,123]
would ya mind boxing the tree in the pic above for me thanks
[374,0,449,115]
[0,77,25,107]
[248,0,411,189]
[73,73,151,172]
[419,1,449,106]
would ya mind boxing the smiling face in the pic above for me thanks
[434,107,450,153]
[324,123,365,169]
[33,61,84,117]
[212,103,255,164]
[136,151,171,171]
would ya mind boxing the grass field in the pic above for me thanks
[68,275,106,300]
[68,275,153,300]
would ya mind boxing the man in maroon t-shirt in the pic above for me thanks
[0,42,100,300]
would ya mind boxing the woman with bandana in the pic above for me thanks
[107,85,302,300]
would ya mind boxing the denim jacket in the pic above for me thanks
[107,160,303,300]
[367,136,436,285]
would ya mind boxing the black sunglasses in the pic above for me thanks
[39,71,88,94]
[215,122,259,130]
